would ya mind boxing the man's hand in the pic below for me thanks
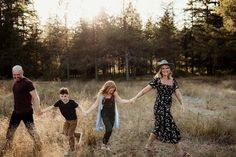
[36,110,43,116]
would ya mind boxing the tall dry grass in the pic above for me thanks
[0,77,235,157]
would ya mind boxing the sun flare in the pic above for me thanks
[34,0,187,27]
[79,0,108,21]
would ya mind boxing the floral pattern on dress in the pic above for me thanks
[149,77,181,144]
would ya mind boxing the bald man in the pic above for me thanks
[1,65,42,156]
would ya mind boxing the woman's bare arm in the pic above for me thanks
[114,91,131,104]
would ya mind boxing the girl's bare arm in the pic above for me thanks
[86,97,99,114]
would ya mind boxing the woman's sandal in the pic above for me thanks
[178,152,191,157]
[145,145,157,153]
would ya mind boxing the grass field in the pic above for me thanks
[0,76,235,157]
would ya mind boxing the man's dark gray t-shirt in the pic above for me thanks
[13,77,35,114]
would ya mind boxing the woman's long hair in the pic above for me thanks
[154,65,173,79]
[97,80,117,97]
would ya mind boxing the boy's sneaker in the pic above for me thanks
[74,132,83,144]
[64,149,76,156]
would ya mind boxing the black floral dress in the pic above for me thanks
[149,77,181,144]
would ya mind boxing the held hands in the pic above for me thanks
[36,110,43,116]
[129,97,136,104]
[83,110,88,117]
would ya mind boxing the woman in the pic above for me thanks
[131,60,190,157]
[86,80,133,151]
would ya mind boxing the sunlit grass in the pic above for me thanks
[0,77,235,157]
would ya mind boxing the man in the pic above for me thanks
[1,65,42,156]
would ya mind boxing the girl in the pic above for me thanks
[86,80,133,150]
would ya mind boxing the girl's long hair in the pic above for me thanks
[154,65,173,79]
[97,80,117,97]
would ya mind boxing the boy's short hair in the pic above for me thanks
[59,87,69,95]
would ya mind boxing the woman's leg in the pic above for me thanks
[145,132,156,149]
[174,142,185,157]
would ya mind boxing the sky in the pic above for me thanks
[34,0,189,28]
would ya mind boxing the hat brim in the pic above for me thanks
[157,63,174,69]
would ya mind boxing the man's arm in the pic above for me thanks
[42,105,55,113]
[30,89,42,115]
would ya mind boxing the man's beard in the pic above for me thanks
[14,76,23,81]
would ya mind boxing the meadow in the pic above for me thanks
[0,76,235,157]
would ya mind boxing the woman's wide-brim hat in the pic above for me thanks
[157,59,174,69]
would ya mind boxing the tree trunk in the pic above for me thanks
[125,52,129,80]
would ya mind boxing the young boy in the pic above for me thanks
[42,87,85,155]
